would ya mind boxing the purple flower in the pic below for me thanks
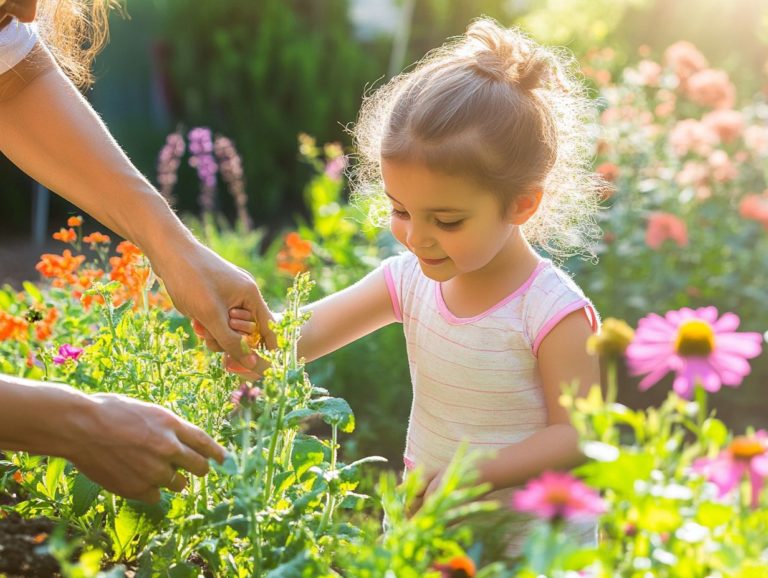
[52,344,84,365]
[324,155,348,181]
[156,131,186,203]
[188,127,218,212]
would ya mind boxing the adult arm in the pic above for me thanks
[0,46,273,366]
[0,374,227,503]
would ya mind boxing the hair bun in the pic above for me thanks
[465,19,551,91]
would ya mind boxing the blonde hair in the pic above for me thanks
[36,0,122,88]
[350,17,602,259]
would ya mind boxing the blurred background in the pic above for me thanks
[1,0,767,463]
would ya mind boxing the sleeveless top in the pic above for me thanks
[0,20,37,75]
[382,251,599,552]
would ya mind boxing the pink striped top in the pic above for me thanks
[383,251,599,549]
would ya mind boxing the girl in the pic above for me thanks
[224,17,602,551]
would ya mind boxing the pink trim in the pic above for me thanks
[436,260,549,324]
[532,299,590,357]
[383,264,403,322]
[585,304,599,332]
[403,456,416,470]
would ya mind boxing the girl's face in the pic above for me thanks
[381,159,522,283]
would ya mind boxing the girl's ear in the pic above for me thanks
[506,188,543,225]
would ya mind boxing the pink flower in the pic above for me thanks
[512,471,606,522]
[626,307,763,399]
[744,125,768,157]
[707,150,737,183]
[668,119,719,157]
[645,212,688,250]
[694,431,768,509]
[664,41,708,82]
[52,344,84,365]
[686,69,736,110]
[739,192,768,228]
[702,109,744,143]
[231,382,262,407]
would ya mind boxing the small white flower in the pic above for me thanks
[582,441,620,462]
[676,521,709,543]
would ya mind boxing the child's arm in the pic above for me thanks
[423,309,598,498]
[228,267,397,373]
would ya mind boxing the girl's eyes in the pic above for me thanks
[390,208,464,230]
[436,219,464,231]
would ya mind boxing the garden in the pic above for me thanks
[1,0,768,576]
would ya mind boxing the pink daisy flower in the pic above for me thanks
[512,471,606,522]
[694,431,768,509]
[625,307,763,399]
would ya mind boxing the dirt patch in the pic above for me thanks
[0,513,60,578]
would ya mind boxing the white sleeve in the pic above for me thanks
[0,20,39,75]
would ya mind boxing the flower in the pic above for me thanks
[625,307,763,399]
[512,471,606,522]
[52,227,77,244]
[277,232,313,275]
[587,317,634,359]
[693,431,768,508]
[685,68,736,110]
[231,382,262,407]
[645,212,688,250]
[739,191,768,228]
[432,555,476,578]
[702,109,744,143]
[52,344,84,365]
[83,232,111,245]
[668,119,719,157]
[67,216,83,227]
[664,41,708,82]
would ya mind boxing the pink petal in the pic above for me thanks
[715,333,764,359]
[637,363,673,391]
[749,468,765,509]
[713,312,740,332]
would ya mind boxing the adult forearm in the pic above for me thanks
[0,376,94,459]
[0,49,195,263]
[477,423,585,491]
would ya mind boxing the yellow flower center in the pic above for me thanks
[729,436,766,460]
[674,319,715,357]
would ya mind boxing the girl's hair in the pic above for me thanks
[350,17,602,259]
[36,0,122,88]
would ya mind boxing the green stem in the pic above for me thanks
[318,424,339,534]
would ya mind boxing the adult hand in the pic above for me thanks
[67,393,227,503]
[150,240,276,369]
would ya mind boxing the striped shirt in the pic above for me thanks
[383,251,599,551]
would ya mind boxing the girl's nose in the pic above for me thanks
[406,224,433,249]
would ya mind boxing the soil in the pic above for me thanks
[0,235,60,290]
[0,513,59,578]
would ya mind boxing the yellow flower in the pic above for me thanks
[587,317,634,358]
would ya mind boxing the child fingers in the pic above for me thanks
[229,307,254,321]
[229,318,258,335]
[191,318,207,337]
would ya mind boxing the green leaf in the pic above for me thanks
[696,501,733,528]
[309,397,355,433]
[43,457,67,499]
[22,281,43,303]
[71,472,102,516]
[265,551,311,578]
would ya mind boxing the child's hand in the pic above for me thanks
[406,467,445,517]
[193,307,271,378]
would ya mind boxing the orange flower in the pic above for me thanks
[433,556,476,578]
[67,215,83,227]
[285,232,312,259]
[83,232,111,245]
[645,212,689,250]
[0,311,29,342]
[52,227,77,243]
[36,250,86,282]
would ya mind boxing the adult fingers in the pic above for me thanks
[162,469,188,493]
[229,308,253,321]
[229,318,257,335]
[176,421,227,466]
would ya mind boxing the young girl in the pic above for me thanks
[225,17,602,551]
